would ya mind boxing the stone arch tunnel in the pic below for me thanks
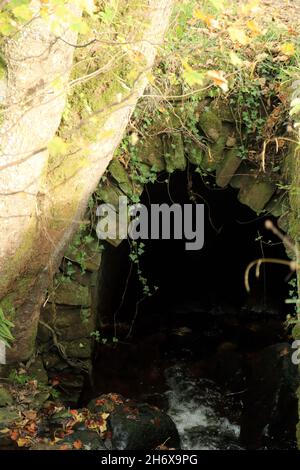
[37,97,300,450]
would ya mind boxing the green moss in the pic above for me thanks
[0,220,37,297]
[59,0,150,144]
[285,142,300,450]
[164,133,186,173]
[51,281,91,307]
[108,159,134,196]
[216,148,241,188]
[97,184,124,209]
[198,108,223,142]
[238,179,275,214]
[201,135,226,172]
[185,142,204,166]
[0,275,34,320]
[135,136,165,171]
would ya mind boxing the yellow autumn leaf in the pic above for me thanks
[193,9,220,29]
[246,20,261,36]
[206,70,229,92]
[228,27,249,46]
[280,43,295,56]
[100,412,109,434]
[17,438,30,448]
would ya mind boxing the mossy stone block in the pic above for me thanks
[238,179,275,214]
[211,100,235,122]
[136,136,165,171]
[108,159,134,196]
[199,108,223,142]
[51,281,91,307]
[61,339,92,359]
[216,148,241,187]
[66,240,102,272]
[164,133,186,173]
[265,195,286,218]
[201,135,227,172]
[97,184,124,210]
[185,142,204,166]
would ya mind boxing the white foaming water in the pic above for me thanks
[165,364,241,450]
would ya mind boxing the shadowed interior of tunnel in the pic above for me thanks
[84,169,298,450]
[97,169,291,333]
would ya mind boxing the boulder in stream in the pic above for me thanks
[88,393,180,450]
[240,343,300,449]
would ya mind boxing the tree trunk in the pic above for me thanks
[0,0,174,362]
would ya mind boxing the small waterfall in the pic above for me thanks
[165,363,242,450]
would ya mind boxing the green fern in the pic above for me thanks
[0,308,14,348]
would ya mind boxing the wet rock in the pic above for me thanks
[208,348,245,392]
[265,194,286,218]
[62,428,106,450]
[240,343,300,449]
[186,425,242,450]
[34,390,51,409]
[40,305,94,332]
[88,393,180,450]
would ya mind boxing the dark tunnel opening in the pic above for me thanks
[86,168,298,450]
[99,169,291,331]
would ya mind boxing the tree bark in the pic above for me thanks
[0,0,174,362]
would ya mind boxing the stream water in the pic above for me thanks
[164,362,242,450]
[88,300,299,450]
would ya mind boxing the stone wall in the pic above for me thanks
[37,237,102,401]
